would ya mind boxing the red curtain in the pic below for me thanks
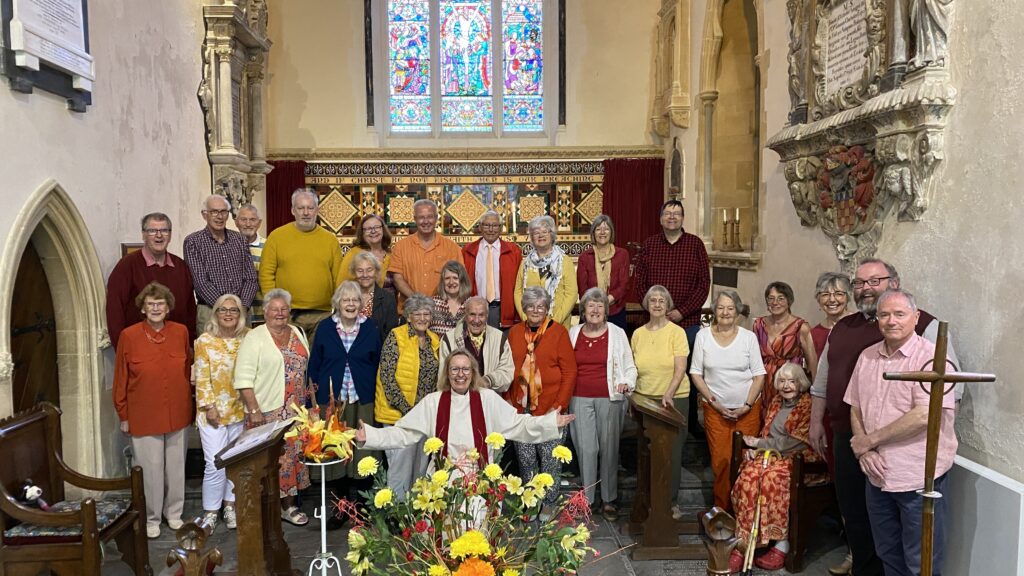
[602,157,665,304]
[266,160,307,233]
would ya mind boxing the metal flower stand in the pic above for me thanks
[305,459,343,575]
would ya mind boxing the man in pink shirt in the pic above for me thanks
[844,289,956,576]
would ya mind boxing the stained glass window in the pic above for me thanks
[386,0,545,135]
[502,0,543,131]
[388,0,431,133]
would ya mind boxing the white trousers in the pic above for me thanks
[131,428,187,528]
[198,420,244,511]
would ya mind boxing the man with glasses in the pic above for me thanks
[259,189,344,344]
[808,258,958,576]
[234,203,266,324]
[106,212,198,347]
[461,211,522,328]
[388,198,464,311]
[184,195,258,332]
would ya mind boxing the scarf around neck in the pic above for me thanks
[523,244,566,304]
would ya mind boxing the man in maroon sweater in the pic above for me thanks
[106,213,197,348]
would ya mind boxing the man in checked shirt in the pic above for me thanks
[634,199,711,444]
[183,194,258,332]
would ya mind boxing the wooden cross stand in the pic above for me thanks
[882,321,996,576]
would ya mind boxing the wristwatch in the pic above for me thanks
[247,407,260,415]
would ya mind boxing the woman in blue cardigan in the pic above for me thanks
[308,280,383,528]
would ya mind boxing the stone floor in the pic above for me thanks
[100,436,847,575]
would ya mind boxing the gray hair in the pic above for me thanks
[141,212,172,230]
[520,286,551,312]
[642,285,674,311]
[237,203,261,218]
[204,293,248,338]
[857,258,900,285]
[403,293,434,320]
[412,198,438,214]
[479,210,501,225]
[589,214,615,244]
[463,296,489,313]
[877,288,918,312]
[815,271,853,300]
[775,362,812,393]
[712,290,743,323]
[204,194,231,211]
[331,280,362,314]
[264,288,293,309]
[350,250,381,275]
[291,188,319,208]
[528,215,558,244]
[579,287,609,317]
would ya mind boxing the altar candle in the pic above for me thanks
[722,209,727,222]
[735,208,740,221]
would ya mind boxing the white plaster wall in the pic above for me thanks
[0,1,210,475]
[265,0,660,149]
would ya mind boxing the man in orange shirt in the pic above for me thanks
[389,199,464,310]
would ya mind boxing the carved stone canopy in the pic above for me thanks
[651,0,691,136]
[768,0,956,273]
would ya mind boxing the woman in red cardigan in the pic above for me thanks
[506,286,577,521]
[576,214,630,329]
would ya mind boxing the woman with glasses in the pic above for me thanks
[514,215,578,328]
[194,293,249,532]
[507,286,577,521]
[374,293,441,498]
[113,281,192,539]
[576,215,630,329]
[350,251,399,342]
[340,214,396,297]
[751,281,817,411]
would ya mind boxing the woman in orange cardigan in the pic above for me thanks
[113,281,193,539]
[506,286,577,521]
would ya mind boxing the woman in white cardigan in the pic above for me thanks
[568,287,637,520]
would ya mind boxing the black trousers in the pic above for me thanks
[833,430,884,576]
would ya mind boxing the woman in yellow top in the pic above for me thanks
[194,293,249,532]
[340,214,396,296]
[514,215,578,327]
[630,284,691,520]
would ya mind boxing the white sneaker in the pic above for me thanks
[167,518,184,530]
[146,524,161,539]
[223,505,237,529]
[202,511,219,533]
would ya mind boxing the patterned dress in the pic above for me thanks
[194,334,245,425]
[752,316,808,410]
[731,394,817,546]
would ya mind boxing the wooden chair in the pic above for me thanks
[729,430,835,573]
[0,402,152,576]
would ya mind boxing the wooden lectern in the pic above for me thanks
[215,422,300,576]
[628,394,704,560]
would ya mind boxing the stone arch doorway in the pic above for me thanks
[10,242,60,412]
[0,179,110,479]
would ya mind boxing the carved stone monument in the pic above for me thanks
[200,0,272,213]
[651,0,691,136]
[768,0,956,273]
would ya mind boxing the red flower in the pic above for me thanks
[406,551,415,562]
[415,520,429,533]
[403,527,412,539]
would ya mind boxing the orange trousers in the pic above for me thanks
[704,400,762,510]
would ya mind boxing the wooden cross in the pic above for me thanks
[883,321,996,576]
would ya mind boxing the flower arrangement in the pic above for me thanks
[283,402,357,462]
[339,432,598,575]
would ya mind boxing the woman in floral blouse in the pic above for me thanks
[194,293,249,532]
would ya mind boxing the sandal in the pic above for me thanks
[281,506,309,526]
[754,546,787,570]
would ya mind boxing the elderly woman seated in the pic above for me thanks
[356,349,574,473]
[728,363,818,573]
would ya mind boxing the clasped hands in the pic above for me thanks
[851,432,886,485]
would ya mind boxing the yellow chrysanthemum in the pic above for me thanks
[348,528,366,550]
[428,565,451,576]
[373,488,394,508]
[483,463,503,481]
[466,448,480,461]
[494,546,507,560]
[450,529,492,559]
[432,469,450,486]
[356,456,379,477]
[520,487,539,508]
[484,432,506,449]
[501,569,521,576]
[502,475,524,495]
[528,472,554,489]
[424,437,445,455]
[552,445,573,464]
[453,557,495,576]
[573,524,591,543]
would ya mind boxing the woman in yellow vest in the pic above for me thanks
[375,293,440,498]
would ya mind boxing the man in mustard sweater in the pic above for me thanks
[259,188,343,340]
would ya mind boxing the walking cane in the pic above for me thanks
[741,449,780,576]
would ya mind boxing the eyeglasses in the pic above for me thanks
[362,225,383,232]
[204,209,229,217]
[480,223,502,229]
[144,228,171,236]
[449,367,473,374]
[852,276,892,289]
[216,307,241,315]
[144,301,167,309]
[816,291,848,299]
[525,304,548,312]
[766,296,788,303]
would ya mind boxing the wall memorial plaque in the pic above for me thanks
[0,0,92,111]
[823,0,867,97]
[809,0,885,120]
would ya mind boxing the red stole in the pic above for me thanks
[435,390,489,465]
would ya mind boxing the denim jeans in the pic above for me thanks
[866,473,948,576]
